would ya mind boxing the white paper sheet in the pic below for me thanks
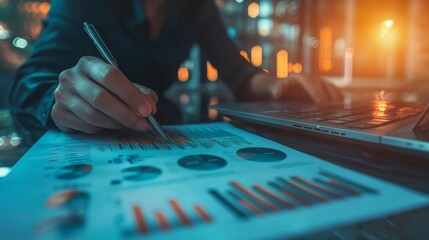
[0,122,427,240]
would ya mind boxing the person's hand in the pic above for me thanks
[51,56,158,134]
[244,72,343,102]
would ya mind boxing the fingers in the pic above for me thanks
[53,86,145,133]
[67,76,151,131]
[77,57,158,116]
[271,74,343,103]
[51,103,103,134]
[66,97,126,130]
[53,57,156,134]
[271,77,326,102]
[55,84,124,130]
[134,83,159,114]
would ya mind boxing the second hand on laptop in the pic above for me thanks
[83,22,168,141]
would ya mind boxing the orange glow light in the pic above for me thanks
[293,63,303,73]
[178,67,189,82]
[207,61,218,81]
[240,50,250,62]
[276,50,288,78]
[319,26,333,72]
[40,2,50,14]
[379,19,397,48]
[248,2,259,18]
[251,45,263,67]
[380,19,394,38]
[376,101,388,112]
[371,91,395,118]
[384,19,394,28]
[288,63,294,73]
[208,97,219,120]
[372,100,390,118]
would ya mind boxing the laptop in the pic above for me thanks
[210,100,429,153]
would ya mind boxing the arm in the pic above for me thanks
[9,0,157,144]
[9,0,90,143]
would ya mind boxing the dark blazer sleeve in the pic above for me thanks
[197,0,262,96]
[8,0,93,144]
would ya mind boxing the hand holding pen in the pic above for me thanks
[50,22,167,140]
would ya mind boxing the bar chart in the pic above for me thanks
[110,125,252,150]
[127,199,213,236]
[209,170,377,219]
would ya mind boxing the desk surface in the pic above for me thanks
[1,115,429,240]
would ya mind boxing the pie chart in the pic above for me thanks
[55,164,92,180]
[178,154,227,170]
[122,166,162,182]
[236,147,287,162]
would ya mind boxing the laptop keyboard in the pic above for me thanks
[265,101,424,129]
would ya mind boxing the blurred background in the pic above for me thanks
[1,0,429,106]
[0,0,428,166]
[0,0,428,109]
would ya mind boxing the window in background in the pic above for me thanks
[217,0,428,86]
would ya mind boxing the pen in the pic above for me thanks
[83,22,169,140]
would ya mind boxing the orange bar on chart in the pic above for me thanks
[154,211,171,230]
[253,185,296,209]
[169,199,193,226]
[132,205,149,235]
[279,178,329,202]
[292,176,344,199]
[194,205,212,222]
[230,181,280,212]
[229,190,264,215]
[238,198,265,215]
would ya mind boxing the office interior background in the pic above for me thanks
[0,0,428,152]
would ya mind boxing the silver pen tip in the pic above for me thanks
[146,115,168,141]
[158,129,169,141]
